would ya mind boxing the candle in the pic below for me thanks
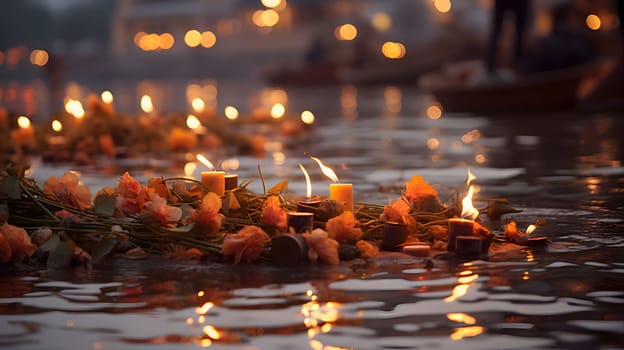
[297,164,322,212]
[447,218,474,251]
[382,221,408,251]
[311,156,354,212]
[201,171,225,196]
[402,244,431,257]
[330,183,353,212]
[225,174,238,191]
[271,234,308,265]
[197,154,225,196]
[455,236,482,258]
[287,212,314,233]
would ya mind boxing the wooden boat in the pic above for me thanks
[420,62,601,114]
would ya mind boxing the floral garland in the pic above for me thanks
[0,164,531,268]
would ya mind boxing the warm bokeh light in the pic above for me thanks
[159,32,175,49]
[184,30,202,47]
[186,114,202,130]
[371,12,392,32]
[475,154,486,164]
[300,110,315,124]
[586,14,602,30]
[200,31,217,48]
[52,119,63,132]
[192,97,205,112]
[461,129,481,143]
[270,103,286,119]
[450,326,484,340]
[195,301,215,315]
[65,99,85,119]
[433,0,452,13]
[29,49,49,66]
[202,325,221,340]
[253,9,280,27]
[224,105,239,120]
[427,138,440,150]
[140,95,154,113]
[134,32,146,46]
[221,158,240,171]
[426,105,442,119]
[447,313,477,325]
[381,41,406,59]
[184,162,197,177]
[17,115,31,129]
[101,90,114,104]
[139,33,160,51]
[335,23,358,41]
[261,0,283,9]
[526,224,537,235]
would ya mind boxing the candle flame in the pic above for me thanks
[460,169,479,220]
[65,99,85,119]
[311,156,339,183]
[101,90,114,104]
[196,154,215,170]
[526,224,536,235]
[299,164,312,199]
[140,95,154,113]
[186,114,201,130]
[17,115,31,129]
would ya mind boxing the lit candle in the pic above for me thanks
[311,156,353,212]
[448,170,479,252]
[297,164,320,212]
[286,212,314,233]
[197,154,225,196]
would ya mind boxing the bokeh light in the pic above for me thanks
[270,103,286,119]
[433,0,452,13]
[261,0,283,9]
[335,24,358,40]
[17,115,31,129]
[426,105,443,119]
[140,95,154,113]
[192,98,206,112]
[381,41,406,59]
[224,106,239,120]
[300,110,315,124]
[29,49,49,66]
[101,90,114,104]
[586,14,602,30]
[186,114,202,130]
[200,31,217,48]
[185,30,202,47]
[159,33,175,49]
[371,12,392,32]
[52,119,63,132]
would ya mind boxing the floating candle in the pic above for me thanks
[197,154,225,196]
[402,244,431,257]
[287,212,314,233]
[382,222,408,251]
[448,170,479,251]
[311,156,353,212]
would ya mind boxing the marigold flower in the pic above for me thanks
[147,177,170,199]
[116,172,142,199]
[220,225,270,264]
[43,172,92,210]
[382,197,411,222]
[325,211,363,243]
[356,240,379,258]
[115,172,147,216]
[301,228,340,264]
[0,223,36,262]
[144,193,182,227]
[404,175,438,204]
[185,192,224,237]
[262,196,287,229]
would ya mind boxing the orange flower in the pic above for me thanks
[115,172,147,216]
[185,192,224,237]
[116,172,142,199]
[382,197,411,222]
[43,172,92,210]
[325,211,363,243]
[404,175,438,203]
[220,225,270,264]
[356,240,379,258]
[0,223,36,262]
[301,228,340,264]
[144,193,182,227]
[262,196,287,229]
[147,177,170,199]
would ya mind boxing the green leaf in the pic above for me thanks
[267,181,288,195]
[91,236,118,264]
[1,175,21,199]
[94,192,117,216]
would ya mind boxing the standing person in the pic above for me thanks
[485,0,531,73]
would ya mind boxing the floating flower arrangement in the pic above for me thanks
[0,160,545,268]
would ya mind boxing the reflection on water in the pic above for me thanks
[2,79,624,349]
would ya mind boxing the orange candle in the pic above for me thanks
[330,183,353,212]
[201,171,225,196]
